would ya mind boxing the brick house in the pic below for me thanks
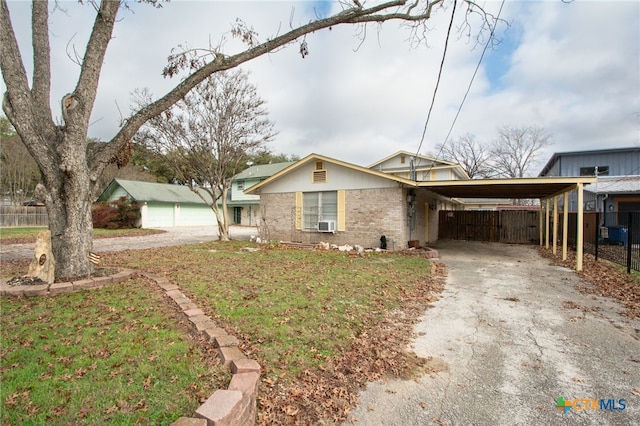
[244,153,459,249]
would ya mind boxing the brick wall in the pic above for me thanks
[260,187,413,249]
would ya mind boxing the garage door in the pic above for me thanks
[145,203,175,228]
[179,204,216,226]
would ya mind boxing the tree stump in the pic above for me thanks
[27,230,55,284]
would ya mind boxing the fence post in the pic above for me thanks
[595,211,599,261]
[627,212,633,274]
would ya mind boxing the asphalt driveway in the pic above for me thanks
[350,240,640,425]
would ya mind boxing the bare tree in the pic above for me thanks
[489,125,552,178]
[0,117,40,204]
[0,0,497,279]
[434,133,492,178]
[136,70,275,241]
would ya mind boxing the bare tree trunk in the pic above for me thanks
[217,186,230,241]
[37,133,95,279]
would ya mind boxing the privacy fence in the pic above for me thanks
[438,210,540,244]
[0,206,48,227]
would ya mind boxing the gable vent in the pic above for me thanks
[312,169,327,183]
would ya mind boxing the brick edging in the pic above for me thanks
[141,273,259,426]
[1,271,259,426]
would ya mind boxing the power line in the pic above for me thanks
[441,0,506,149]
[416,0,505,178]
[413,0,457,160]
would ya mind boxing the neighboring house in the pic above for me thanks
[96,179,216,228]
[226,162,294,226]
[539,147,640,213]
[245,153,460,249]
[368,151,469,181]
[367,151,512,210]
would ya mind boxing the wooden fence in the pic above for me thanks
[0,206,48,227]
[438,210,540,244]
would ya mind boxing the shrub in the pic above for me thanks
[92,197,140,229]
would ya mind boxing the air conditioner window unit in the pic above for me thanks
[317,220,336,233]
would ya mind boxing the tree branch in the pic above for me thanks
[31,1,54,128]
[0,0,57,173]
[68,0,120,135]
[91,0,483,173]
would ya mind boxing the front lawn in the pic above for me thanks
[1,241,443,424]
[0,278,227,425]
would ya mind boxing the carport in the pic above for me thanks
[417,176,597,271]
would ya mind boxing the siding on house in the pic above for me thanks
[538,148,640,214]
[539,147,640,177]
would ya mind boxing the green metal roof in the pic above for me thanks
[233,162,295,180]
[97,179,214,205]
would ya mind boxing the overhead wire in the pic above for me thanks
[413,0,457,162]
[414,0,506,178]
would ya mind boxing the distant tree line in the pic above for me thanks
[432,125,552,179]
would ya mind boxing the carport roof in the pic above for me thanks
[417,176,597,199]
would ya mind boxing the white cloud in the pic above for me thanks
[2,0,638,170]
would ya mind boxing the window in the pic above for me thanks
[237,180,245,190]
[233,207,242,224]
[400,155,406,164]
[303,191,337,230]
[580,166,609,176]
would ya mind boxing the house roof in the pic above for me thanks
[245,153,596,200]
[539,146,639,177]
[233,162,295,180]
[584,175,640,194]
[96,179,213,205]
[367,150,458,169]
[417,177,597,199]
[368,150,470,180]
[244,153,416,194]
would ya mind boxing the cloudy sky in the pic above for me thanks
[2,0,639,172]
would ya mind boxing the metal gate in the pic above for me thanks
[439,210,540,244]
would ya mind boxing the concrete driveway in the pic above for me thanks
[0,226,258,260]
[350,240,640,425]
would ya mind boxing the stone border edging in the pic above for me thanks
[1,270,259,426]
[142,273,260,426]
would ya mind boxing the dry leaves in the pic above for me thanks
[537,247,640,319]
[256,260,446,425]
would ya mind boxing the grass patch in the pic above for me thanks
[104,242,442,423]
[0,278,227,425]
[0,227,165,244]
[1,241,443,424]
[108,243,429,378]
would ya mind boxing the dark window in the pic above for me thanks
[237,180,245,190]
[580,166,609,176]
[233,207,242,224]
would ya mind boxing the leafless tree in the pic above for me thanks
[434,133,492,178]
[135,70,275,241]
[0,0,498,279]
[0,117,40,205]
[489,125,552,178]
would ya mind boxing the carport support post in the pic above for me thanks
[576,183,584,271]
[539,200,544,246]
[545,199,551,249]
[562,192,569,261]
[553,196,558,255]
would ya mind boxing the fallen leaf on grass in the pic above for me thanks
[284,405,299,416]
